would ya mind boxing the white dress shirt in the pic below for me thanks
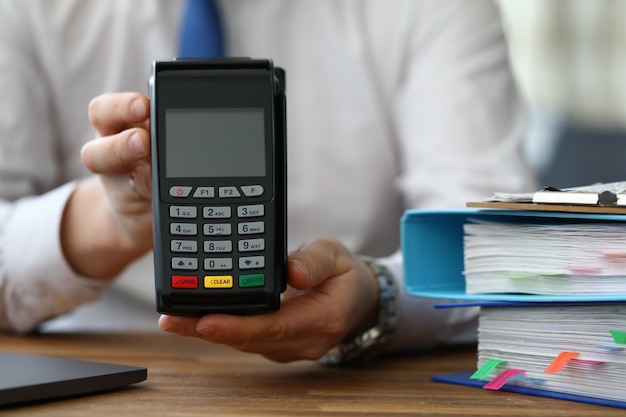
[0,0,535,352]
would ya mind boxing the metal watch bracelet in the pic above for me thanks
[319,256,399,365]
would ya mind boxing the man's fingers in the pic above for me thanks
[159,314,324,362]
[88,92,149,137]
[288,238,350,290]
[81,128,150,174]
[160,305,336,362]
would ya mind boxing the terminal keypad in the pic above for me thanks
[167,185,267,291]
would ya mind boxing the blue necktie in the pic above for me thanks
[179,0,225,58]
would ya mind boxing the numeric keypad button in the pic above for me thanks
[238,221,264,235]
[203,207,232,218]
[170,223,197,236]
[237,204,264,218]
[204,258,233,271]
[169,206,197,218]
[170,240,198,253]
[203,223,232,236]
[238,239,265,252]
[204,240,233,253]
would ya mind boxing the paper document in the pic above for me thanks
[489,181,626,206]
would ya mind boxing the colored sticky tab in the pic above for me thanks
[600,345,623,351]
[544,351,579,373]
[507,373,546,384]
[482,369,525,391]
[470,359,506,380]
[610,330,626,345]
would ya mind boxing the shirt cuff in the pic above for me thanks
[375,252,479,353]
[1,181,108,333]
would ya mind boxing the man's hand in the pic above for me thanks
[61,92,153,279]
[159,237,380,363]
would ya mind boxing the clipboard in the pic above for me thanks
[466,200,626,214]
[473,180,626,214]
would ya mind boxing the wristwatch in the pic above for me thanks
[319,256,399,365]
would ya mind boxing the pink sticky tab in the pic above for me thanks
[568,267,601,275]
[482,369,525,391]
[544,351,579,373]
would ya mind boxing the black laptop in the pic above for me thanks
[0,351,147,407]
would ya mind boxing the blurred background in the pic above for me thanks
[497,0,626,188]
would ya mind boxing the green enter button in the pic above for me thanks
[239,274,265,288]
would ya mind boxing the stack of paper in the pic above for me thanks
[463,219,626,295]
[474,305,626,403]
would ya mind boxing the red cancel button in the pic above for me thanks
[172,275,199,289]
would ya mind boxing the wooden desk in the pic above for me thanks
[0,332,621,416]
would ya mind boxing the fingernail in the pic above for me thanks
[291,259,310,280]
[128,132,146,156]
[159,316,181,334]
[130,99,147,118]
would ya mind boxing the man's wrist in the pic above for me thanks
[319,256,399,365]
[61,178,143,279]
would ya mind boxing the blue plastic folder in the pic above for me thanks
[400,208,626,302]
[431,372,626,409]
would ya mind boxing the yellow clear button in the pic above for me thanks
[204,276,234,289]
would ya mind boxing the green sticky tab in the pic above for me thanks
[239,274,265,288]
[471,359,506,380]
[610,330,626,345]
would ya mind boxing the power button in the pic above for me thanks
[169,186,192,197]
